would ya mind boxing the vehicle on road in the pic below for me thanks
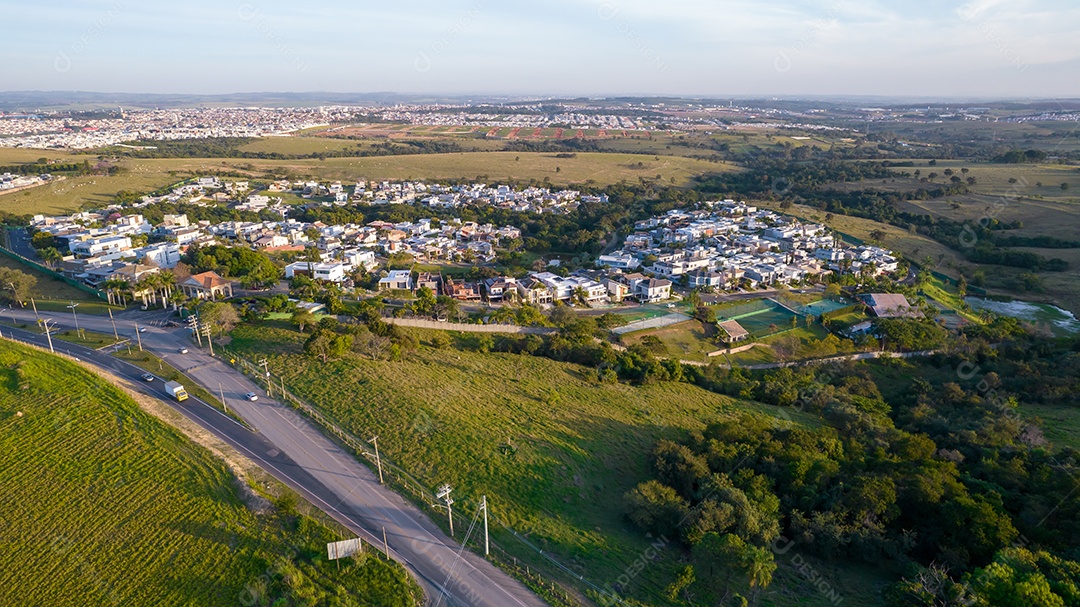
[138,327,147,333]
[164,381,188,402]
[140,373,154,382]
[244,392,259,401]
[178,347,188,354]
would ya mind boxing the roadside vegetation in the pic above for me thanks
[0,339,419,606]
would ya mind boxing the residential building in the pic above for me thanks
[378,270,413,291]
[181,271,233,300]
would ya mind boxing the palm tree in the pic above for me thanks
[157,271,176,309]
[745,547,777,602]
[572,286,589,307]
[39,247,62,269]
[102,278,129,306]
[133,277,154,308]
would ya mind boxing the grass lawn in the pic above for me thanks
[0,340,418,606]
[53,329,121,349]
[226,323,892,606]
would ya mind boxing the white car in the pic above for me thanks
[244,392,259,401]
[140,373,154,382]
[178,347,188,354]
[138,327,147,333]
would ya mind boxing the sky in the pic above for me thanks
[2,0,1078,98]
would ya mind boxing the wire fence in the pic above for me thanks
[219,348,621,607]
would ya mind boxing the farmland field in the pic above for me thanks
[236,136,373,155]
[227,323,892,606]
[0,339,418,606]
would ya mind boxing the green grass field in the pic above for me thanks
[0,339,418,606]
[227,323,892,606]
[0,170,180,215]
[237,136,372,155]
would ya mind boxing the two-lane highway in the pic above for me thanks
[4,309,548,607]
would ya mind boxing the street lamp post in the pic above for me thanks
[66,302,82,338]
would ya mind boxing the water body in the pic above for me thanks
[965,297,1080,337]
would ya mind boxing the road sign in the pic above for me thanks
[327,537,362,560]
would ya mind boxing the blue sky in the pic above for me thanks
[2,0,1078,97]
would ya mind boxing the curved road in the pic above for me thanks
[3,308,547,607]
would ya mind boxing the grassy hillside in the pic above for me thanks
[0,340,418,607]
[228,324,891,606]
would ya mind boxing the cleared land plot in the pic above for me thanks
[0,340,417,606]
[619,320,719,362]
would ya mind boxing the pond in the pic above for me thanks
[965,297,1080,337]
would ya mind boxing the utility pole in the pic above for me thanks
[371,435,384,484]
[218,382,228,414]
[40,318,55,353]
[66,301,82,339]
[482,495,490,556]
[259,359,272,397]
[6,282,18,309]
[30,297,38,321]
[107,307,119,341]
[436,484,454,537]
[201,325,214,356]
[134,323,143,351]
[187,316,202,346]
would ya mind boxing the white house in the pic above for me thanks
[378,270,413,291]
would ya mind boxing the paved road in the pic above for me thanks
[5,308,547,607]
[7,227,38,260]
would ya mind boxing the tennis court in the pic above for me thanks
[714,298,799,338]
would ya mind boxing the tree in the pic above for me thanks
[304,328,352,363]
[625,480,690,538]
[38,247,62,268]
[291,309,316,333]
[30,231,55,250]
[198,301,240,336]
[0,267,36,306]
[102,278,129,306]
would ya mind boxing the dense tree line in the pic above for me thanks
[802,188,1070,272]
[0,161,92,175]
[621,320,1080,605]
[183,243,280,288]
